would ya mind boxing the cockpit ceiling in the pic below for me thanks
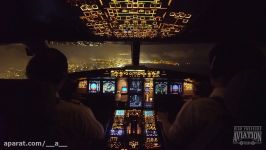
[66,0,192,39]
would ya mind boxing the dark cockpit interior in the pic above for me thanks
[0,0,266,150]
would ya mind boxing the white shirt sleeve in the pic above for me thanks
[166,98,226,148]
[81,106,105,140]
[166,100,196,146]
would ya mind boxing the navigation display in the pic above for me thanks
[154,82,167,95]
[129,80,143,93]
[170,83,182,94]
[103,81,115,94]
[129,95,142,108]
[88,80,100,93]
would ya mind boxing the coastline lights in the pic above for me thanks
[66,0,192,38]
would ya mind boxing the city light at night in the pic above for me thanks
[0,58,184,79]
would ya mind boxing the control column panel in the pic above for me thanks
[108,109,162,149]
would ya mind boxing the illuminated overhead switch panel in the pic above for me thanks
[79,3,112,37]
[160,12,192,37]
[106,0,167,38]
[66,0,192,38]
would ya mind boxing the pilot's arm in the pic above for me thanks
[158,100,198,148]
[158,98,224,149]
[80,104,105,141]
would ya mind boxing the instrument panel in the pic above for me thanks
[72,68,199,149]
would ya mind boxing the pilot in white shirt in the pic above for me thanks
[55,99,104,149]
[158,88,227,150]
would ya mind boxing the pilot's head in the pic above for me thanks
[26,48,68,89]
[209,42,264,87]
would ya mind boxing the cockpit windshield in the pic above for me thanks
[49,42,132,73]
[1,42,266,79]
[140,43,214,75]
[0,44,29,79]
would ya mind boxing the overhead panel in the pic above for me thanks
[66,0,192,39]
